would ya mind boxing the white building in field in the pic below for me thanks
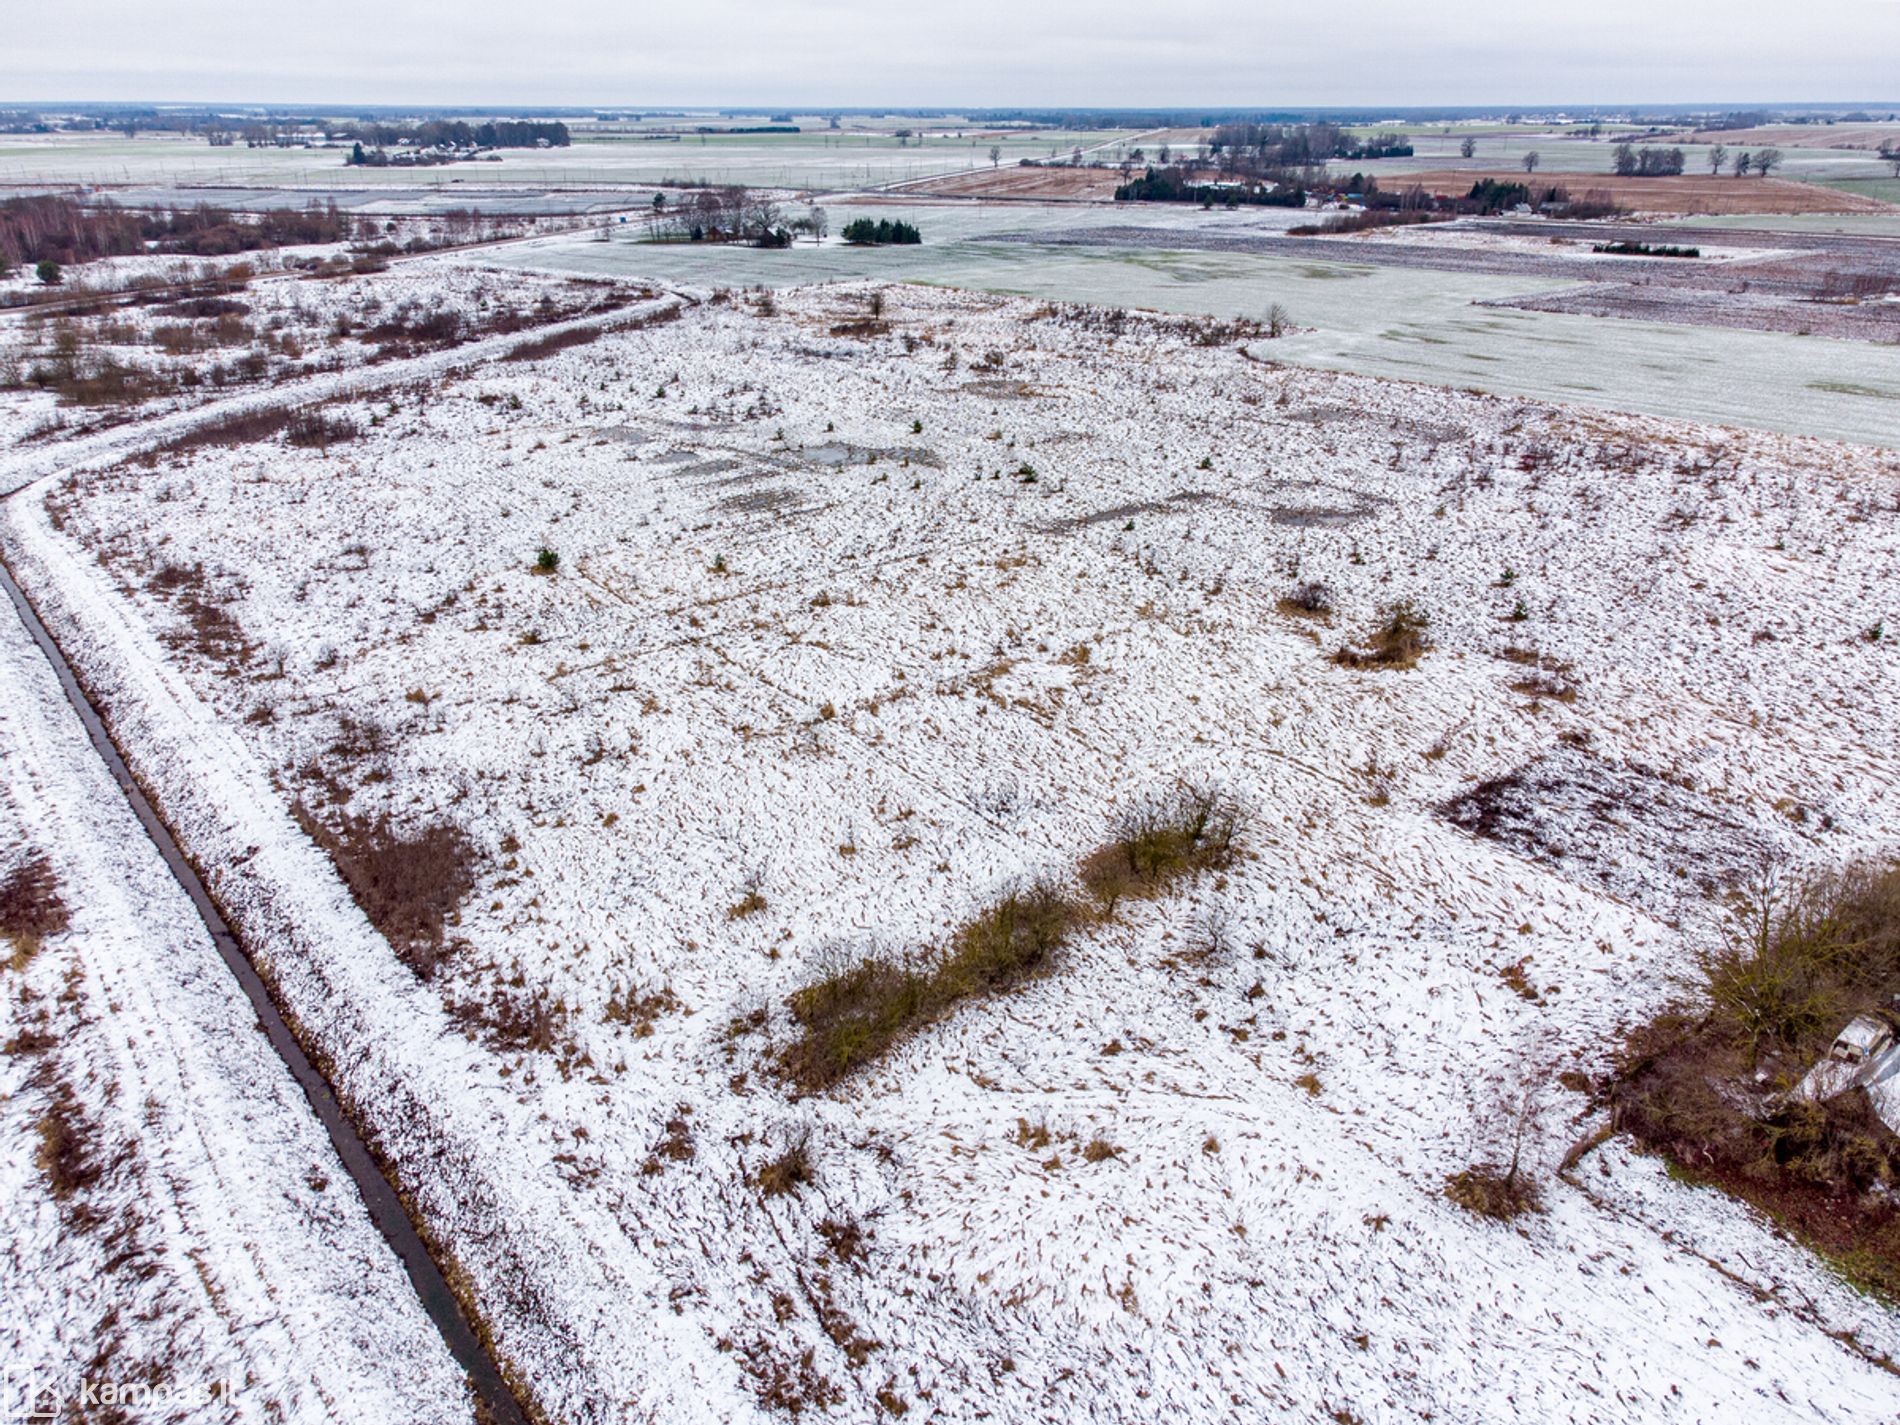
[1795,1011,1900,1133]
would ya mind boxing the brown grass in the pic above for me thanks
[777,785,1242,1092]
[145,563,250,666]
[1445,1164,1543,1219]
[292,803,477,979]
[1,855,70,967]
[35,1083,105,1212]
[755,1134,815,1196]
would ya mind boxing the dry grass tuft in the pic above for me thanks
[35,1083,104,1207]
[1,855,70,967]
[1332,601,1432,671]
[1444,1164,1543,1219]
[1276,581,1334,619]
[756,1133,815,1196]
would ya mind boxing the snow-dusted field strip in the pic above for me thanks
[8,279,1900,1423]
[0,502,750,1421]
[0,272,686,498]
[0,569,468,1423]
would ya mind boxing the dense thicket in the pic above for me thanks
[340,119,569,149]
[840,218,922,245]
[1612,143,1686,176]
[1114,167,1305,206]
[1612,862,1900,1296]
[0,195,356,268]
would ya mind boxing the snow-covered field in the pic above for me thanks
[487,217,1900,449]
[0,129,1132,193]
[5,275,1900,1422]
[0,572,466,1422]
[0,255,651,452]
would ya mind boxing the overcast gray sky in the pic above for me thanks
[6,0,1898,108]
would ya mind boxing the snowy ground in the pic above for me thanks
[0,571,466,1422]
[0,255,651,450]
[485,214,1900,449]
[4,276,1899,1423]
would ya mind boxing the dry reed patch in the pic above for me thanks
[778,785,1244,1093]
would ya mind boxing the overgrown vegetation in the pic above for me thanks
[840,218,922,246]
[777,785,1243,1092]
[0,193,356,270]
[1114,168,1305,207]
[1612,860,1900,1295]
[502,325,601,362]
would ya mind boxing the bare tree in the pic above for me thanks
[1460,135,1477,159]
[1732,149,1752,177]
[1522,150,1540,174]
[806,205,827,244]
[1707,142,1728,176]
[1883,141,1900,178]
[1754,147,1783,177]
[1446,1048,1554,1219]
[988,144,1001,169]
[1265,302,1290,339]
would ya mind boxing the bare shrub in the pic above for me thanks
[1333,601,1432,671]
[1446,1059,1550,1221]
[1276,581,1333,618]
[502,326,601,363]
[284,409,359,450]
[1081,783,1244,912]
[148,404,296,458]
[1694,865,1900,1065]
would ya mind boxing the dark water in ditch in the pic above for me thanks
[0,556,528,1425]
